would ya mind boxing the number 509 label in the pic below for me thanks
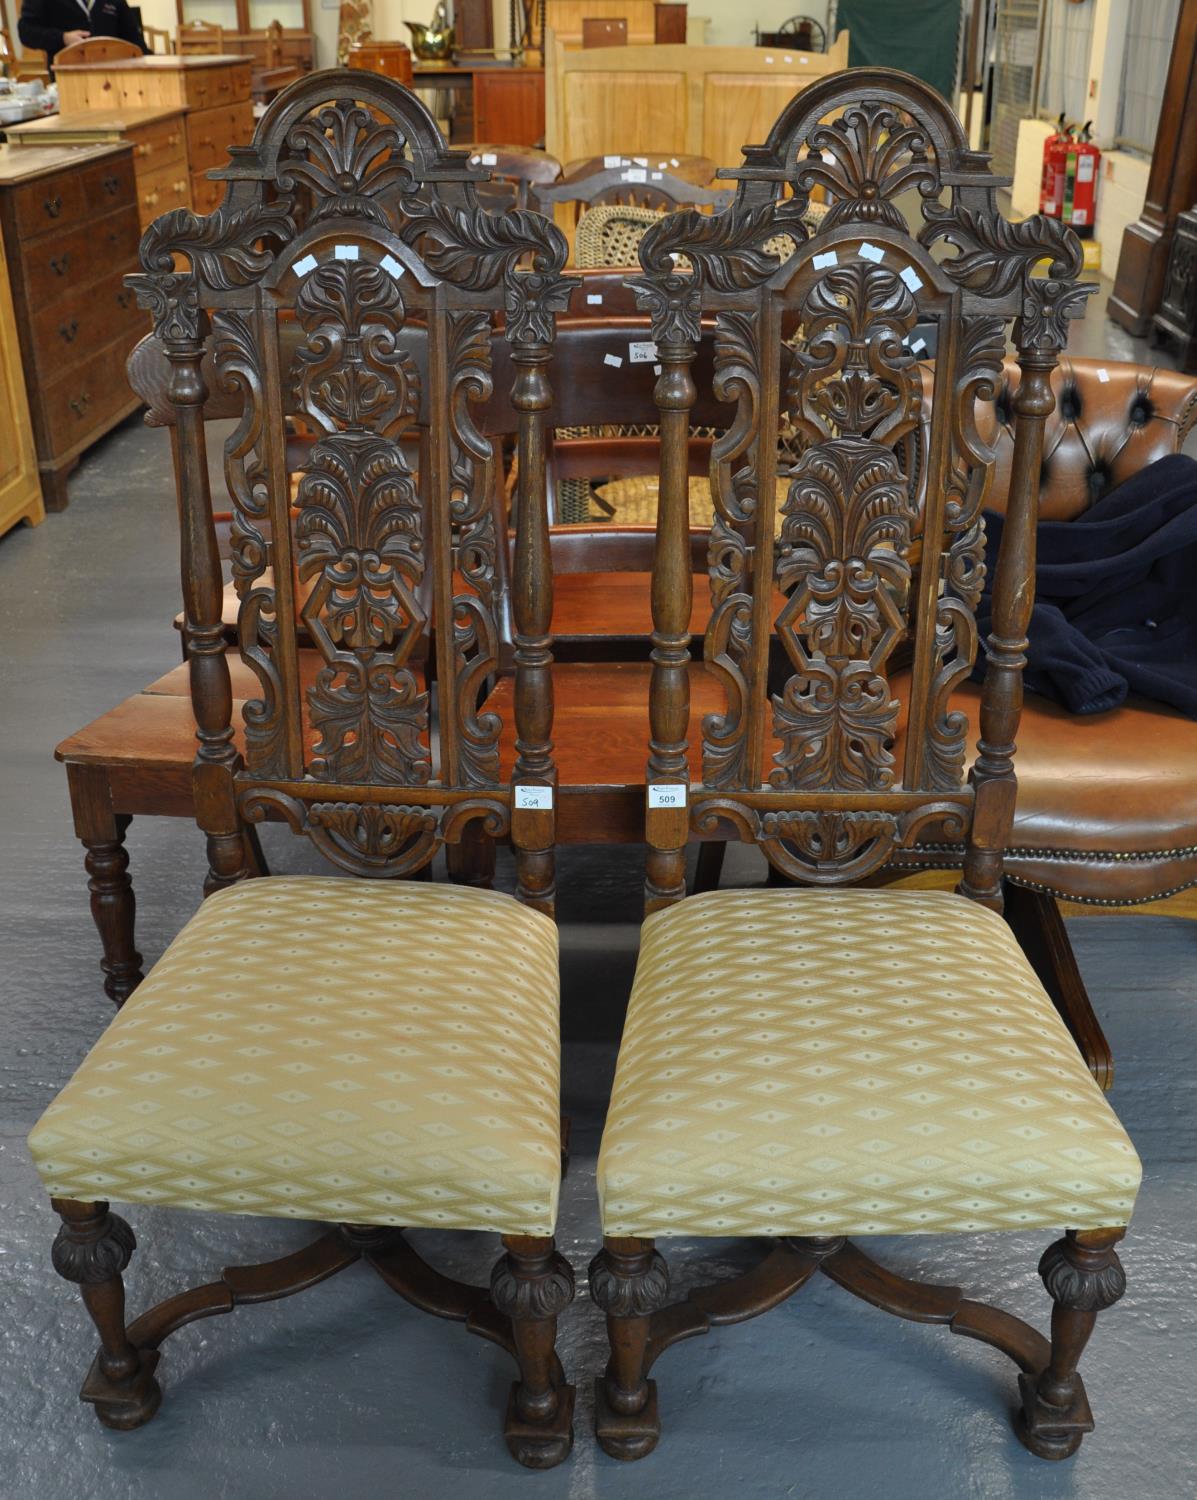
[647,784,687,809]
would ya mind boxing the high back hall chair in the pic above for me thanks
[27,72,579,1469]
[589,71,1143,1464]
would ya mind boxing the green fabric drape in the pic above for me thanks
[835,0,961,101]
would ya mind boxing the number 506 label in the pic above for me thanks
[647,784,687,809]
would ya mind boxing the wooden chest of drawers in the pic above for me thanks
[54,55,255,228]
[7,107,191,231]
[0,144,143,511]
[0,211,44,539]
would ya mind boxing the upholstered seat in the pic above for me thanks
[30,878,562,1236]
[598,889,1140,1240]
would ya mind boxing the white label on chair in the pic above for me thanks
[648,784,687,809]
[910,337,927,354]
[604,154,622,168]
[652,171,663,180]
[480,152,498,165]
[859,242,885,263]
[624,168,648,182]
[380,254,405,280]
[334,244,360,261]
[293,253,318,277]
[1097,366,1110,382]
[604,352,623,367]
[586,293,604,304]
[629,340,658,362]
[900,265,923,291]
[654,364,662,375]
[514,785,553,810]
[670,157,679,166]
[812,250,838,269]
[633,156,648,166]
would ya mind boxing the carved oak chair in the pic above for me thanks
[589,71,1143,1462]
[27,72,579,1468]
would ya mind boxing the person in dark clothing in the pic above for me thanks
[18,0,146,62]
[974,452,1197,718]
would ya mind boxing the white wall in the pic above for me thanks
[695,0,831,49]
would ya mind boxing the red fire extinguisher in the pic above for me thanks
[1040,113,1071,219]
[1062,121,1100,238]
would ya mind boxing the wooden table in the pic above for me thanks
[7,107,190,231]
[413,61,545,147]
[0,142,143,510]
[54,54,254,217]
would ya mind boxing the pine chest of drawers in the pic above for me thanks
[54,55,255,224]
[0,143,143,510]
[7,107,190,231]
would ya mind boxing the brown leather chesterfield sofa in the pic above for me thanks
[895,355,1197,1086]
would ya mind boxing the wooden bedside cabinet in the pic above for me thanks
[0,144,143,511]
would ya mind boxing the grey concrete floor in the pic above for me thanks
[2,288,1197,1500]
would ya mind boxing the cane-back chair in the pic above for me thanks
[590,69,1142,1462]
[27,72,579,1468]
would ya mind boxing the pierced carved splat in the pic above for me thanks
[772,441,917,791]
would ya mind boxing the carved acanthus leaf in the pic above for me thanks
[795,102,938,228]
[636,196,808,292]
[138,202,295,287]
[919,205,1082,296]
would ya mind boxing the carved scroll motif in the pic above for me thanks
[795,102,939,230]
[702,309,760,789]
[447,309,502,787]
[278,100,416,225]
[925,315,1007,789]
[213,310,287,777]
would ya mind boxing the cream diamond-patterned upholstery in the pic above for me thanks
[29,878,562,1236]
[598,889,1141,1238]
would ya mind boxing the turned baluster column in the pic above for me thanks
[960,344,1057,910]
[645,296,697,911]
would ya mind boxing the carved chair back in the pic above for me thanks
[127,72,576,911]
[634,68,1094,909]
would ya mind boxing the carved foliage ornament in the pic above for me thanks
[279,102,415,223]
[795,102,939,230]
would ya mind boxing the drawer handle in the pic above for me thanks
[144,190,160,208]
[49,253,70,276]
[135,143,148,157]
[43,194,63,219]
[70,393,92,417]
[102,174,121,196]
[58,319,79,344]
[174,180,187,193]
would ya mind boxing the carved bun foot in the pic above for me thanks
[1014,1371,1092,1461]
[503,1379,575,1469]
[81,1347,163,1431]
[594,1375,660,1461]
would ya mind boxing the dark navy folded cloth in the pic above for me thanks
[974,453,1197,717]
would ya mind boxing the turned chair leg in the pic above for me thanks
[589,1237,670,1460]
[489,1235,576,1469]
[51,1199,162,1430]
[1018,1228,1127,1460]
[68,764,144,1006]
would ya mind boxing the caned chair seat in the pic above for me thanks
[598,889,1141,1239]
[30,878,562,1236]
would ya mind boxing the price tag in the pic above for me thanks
[1097,367,1110,383]
[648,784,687,809]
[479,152,498,165]
[651,171,663,180]
[899,265,923,291]
[514,785,553,810]
[586,293,604,304]
[629,340,658,363]
[603,154,622,168]
[633,156,648,166]
[604,352,623,368]
[334,244,360,261]
[293,253,317,277]
[859,243,885,263]
[623,168,647,182]
[909,336,927,354]
[812,250,838,270]
[380,253,405,279]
